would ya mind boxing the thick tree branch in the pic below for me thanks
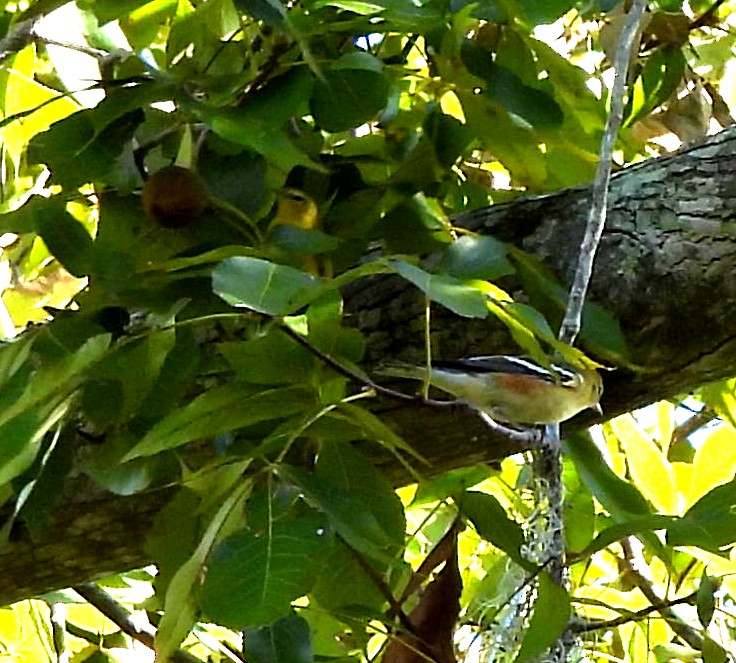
[3,127,736,606]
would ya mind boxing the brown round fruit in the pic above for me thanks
[142,165,209,228]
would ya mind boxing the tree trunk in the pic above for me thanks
[2,126,736,606]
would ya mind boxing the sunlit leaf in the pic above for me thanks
[611,414,678,515]
[624,46,685,127]
[389,260,489,318]
[456,490,533,570]
[213,257,322,315]
[124,385,314,460]
[688,426,736,508]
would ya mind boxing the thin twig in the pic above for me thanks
[671,408,717,448]
[619,538,704,650]
[535,3,650,661]
[73,583,203,663]
[278,323,448,406]
[690,0,728,30]
[0,19,37,65]
[278,323,542,446]
[571,590,698,633]
[558,0,649,346]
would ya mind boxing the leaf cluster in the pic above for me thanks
[0,0,735,661]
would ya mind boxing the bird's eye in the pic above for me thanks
[288,191,307,202]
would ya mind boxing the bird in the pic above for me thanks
[376,355,603,425]
[271,188,319,230]
[269,188,324,276]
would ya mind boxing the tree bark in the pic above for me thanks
[3,126,736,606]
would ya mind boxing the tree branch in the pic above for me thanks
[73,583,203,663]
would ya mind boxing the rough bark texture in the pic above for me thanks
[3,126,736,606]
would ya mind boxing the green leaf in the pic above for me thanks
[195,105,318,173]
[88,330,176,420]
[412,467,492,506]
[515,573,570,662]
[423,107,474,168]
[200,510,333,628]
[310,53,389,132]
[440,235,515,280]
[310,543,387,611]
[28,107,145,189]
[270,225,340,255]
[701,635,728,663]
[243,612,314,663]
[0,196,53,234]
[213,257,322,315]
[336,402,426,465]
[624,46,685,128]
[124,385,314,460]
[378,194,452,254]
[278,465,399,563]
[511,248,629,360]
[155,477,252,660]
[316,440,406,551]
[35,200,94,277]
[0,409,45,491]
[697,571,717,629]
[0,333,111,432]
[458,91,548,188]
[456,490,533,570]
[234,0,287,27]
[518,0,575,23]
[575,514,677,559]
[563,434,653,520]
[461,40,563,129]
[668,477,736,551]
[389,260,489,318]
[219,332,317,385]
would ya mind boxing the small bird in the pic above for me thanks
[377,355,603,425]
[271,188,319,230]
[269,188,323,275]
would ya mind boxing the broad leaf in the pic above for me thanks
[243,612,314,663]
[124,385,314,460]
[310,53,389,132]
[213,257,322,315]
[456,490,533,570]
[440,234,514,280]
[390,260,489,318]
[515,573,570,662]
[200,510,333,628]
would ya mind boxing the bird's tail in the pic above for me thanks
[374,361,429,381]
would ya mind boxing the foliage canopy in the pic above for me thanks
[1,0,736,661]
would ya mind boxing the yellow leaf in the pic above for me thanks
[611,414,678,514]
[687,425,736,508]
